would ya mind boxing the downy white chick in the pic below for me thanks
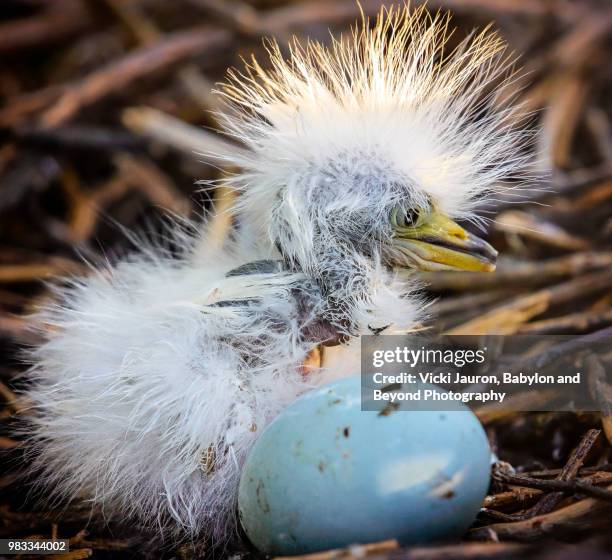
[22,5,530,547]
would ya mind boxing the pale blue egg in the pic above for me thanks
[238,377,491,556]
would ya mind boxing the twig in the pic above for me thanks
[524,466,612,478]
[483,487,543,510]
[274,539,398,559]
[122,106,247,164]
[447,268,612,334]
[526,429,601,516]
[113,154,191,216]
[517,309,612,334]
[419,252,612,291]
[105,0,227,115]
[39,27,232,127]
[0,259,85,283]
[494,211,589,251]
[0,0,91,54]
[493,469,612,504]
[470,485,612,541]
[16,125,146,153]
[586,355,612,445]
[0,380,21,414]
[47,550,92,560]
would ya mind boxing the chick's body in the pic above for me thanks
[22,5,531,546]
[26,245,323,539]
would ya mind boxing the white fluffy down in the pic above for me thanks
[24,243,320,542]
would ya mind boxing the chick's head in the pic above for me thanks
[219,5,530,279]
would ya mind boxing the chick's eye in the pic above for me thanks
[399,207,420,227]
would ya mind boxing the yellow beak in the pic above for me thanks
[389,208,497,272]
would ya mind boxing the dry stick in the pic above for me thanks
[0,84,65,129]
[429,290,516,317]
[483,488,543,511]
[541,72,590,169]
[16,124,147,152]
[253,0,395,36]
[0,0,91,53]
[420,0,581,19]
[104,0,239,263]
[122,106,247,165]
[479,509,525,522]
[46,550,92,560]
[492,475,612,503]
[113,154,191,217]
[470,484,612,542]
[553,164,612,197]
[419,252,612,291]
[447,267,612,334]
[0,435,21,449]
[70,533,139,551]
[105,0,226,115]
[183,0,266,37]
[492,326,612,376]
[192,185,237,262]
[493,210,589,251]
[0,261,85,283]
[544,178,612,217]
[404,542,528,560]
[517,309,612,334]
[489,13,612,204]
[475,328,612,423]
[103,0,160,44]
[0,505,97,538]
[586,355,612,445]
[527,429,602,516]
[540,14,612,167]
[122,106,241,258]
[2,25,230,129]
[278,541,527,560]
[587,108,612,163]
[274,539,398,560]
[38,27,232,128]
[0,380,20,414]
[60,170,128,243]
[525,466,612,478]
[550,11,612,70]
[483,431,603,522]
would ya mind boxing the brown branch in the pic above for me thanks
[493,469,612,505]
[526,429,602,516]
[38,27,232,128]
[586,355,612,445]
[517,309,612,334]
[0,0,91,54]
[470,486,612,542]
[447,268,612,334]
[493,211,589,251]
[419,252,612,292]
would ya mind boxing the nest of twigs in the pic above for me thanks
[1,0,612,559]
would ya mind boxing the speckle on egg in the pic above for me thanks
[238,377,491,556]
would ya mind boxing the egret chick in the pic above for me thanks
[22,5,531,547]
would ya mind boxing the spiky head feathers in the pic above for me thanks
[219,5,529,273]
